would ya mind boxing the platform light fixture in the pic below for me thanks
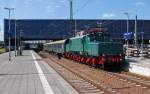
[4,7,15,61]
[15,19,17,57]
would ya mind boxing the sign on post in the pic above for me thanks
[123,32,133,40]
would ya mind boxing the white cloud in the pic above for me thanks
[59,0,66,3]
[102,13,116,18]
[24,0,43,6]
[45,5,55,13]
[36,0,42,2]
[24,0,33,6]
[45,1,63,13]
[46,5,52,9]
[135,1,147,6]
[55,5,61,8]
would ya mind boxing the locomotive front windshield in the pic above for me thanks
[88,33,111,42]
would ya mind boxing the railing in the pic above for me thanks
[125,47,150,58]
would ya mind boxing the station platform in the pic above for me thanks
[0,50,79,94]
[127,57,150,77]
[0,51,15,63]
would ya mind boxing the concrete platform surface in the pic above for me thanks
[0,50,79,94]
[127,57,150,77]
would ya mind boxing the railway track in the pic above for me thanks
[44,58,118,94]
[112,72,150,89]
[40,53,150,94]
[98,69,150,91]
[121,71,150,82]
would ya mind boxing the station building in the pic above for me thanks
[4,19,150,50]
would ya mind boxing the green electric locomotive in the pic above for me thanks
[44,28,125,69]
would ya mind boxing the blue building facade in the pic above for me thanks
[4,19,150,47]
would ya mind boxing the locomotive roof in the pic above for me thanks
[45,40,66,45]
[69,35,86,40]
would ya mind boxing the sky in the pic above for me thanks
[0,0,149,41]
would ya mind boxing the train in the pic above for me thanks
[44,28,125,69]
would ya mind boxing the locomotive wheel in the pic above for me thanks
[103,63,110,70]
[95,63,102,68]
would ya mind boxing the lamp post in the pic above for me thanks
[141,32,144,55]
[15,19,17,57]
[134,15,138,49]
[74,19,77,36]
[124,12,130,57]
[4,7,14,61]
[18,30,23,56]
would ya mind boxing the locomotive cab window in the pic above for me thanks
[88,33,111,42]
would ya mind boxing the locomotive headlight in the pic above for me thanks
[102,54,105,56]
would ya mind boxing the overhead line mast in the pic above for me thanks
[70,0,73,19]
[69,0,75,37]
